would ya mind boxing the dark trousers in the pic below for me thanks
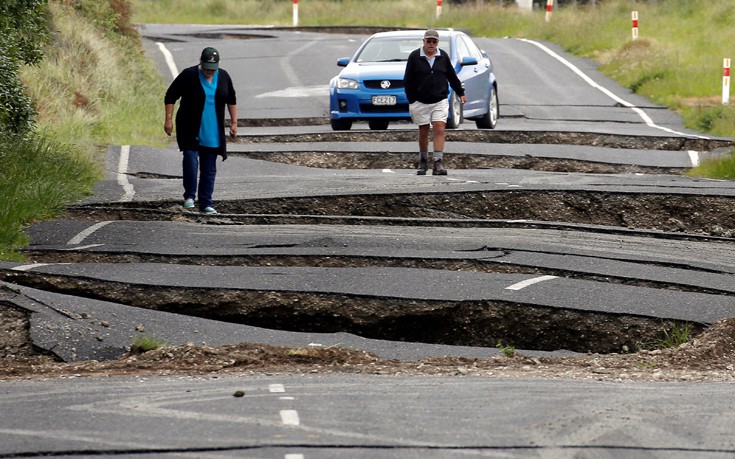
[182,149,217,210]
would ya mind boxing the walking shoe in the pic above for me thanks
[201,207,218,214]
[432,160,448,176]
[417,159,428,175]
[183,198,195,208]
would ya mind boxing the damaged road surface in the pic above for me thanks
[2,25,735,459]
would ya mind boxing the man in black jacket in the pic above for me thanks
[403,29,466,175]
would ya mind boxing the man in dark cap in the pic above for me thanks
[164,47,237,214]
[403,29,466,175]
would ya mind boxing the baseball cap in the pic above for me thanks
[424,29,439,39]
[200,47,220,70]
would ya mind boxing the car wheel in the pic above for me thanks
[475,85,498,129]
[368,119,390,130]
[446,91,463,129]
[330,118,353,131]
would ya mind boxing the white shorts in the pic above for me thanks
[409,99,449,125]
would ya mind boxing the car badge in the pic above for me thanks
[380,80,391,89]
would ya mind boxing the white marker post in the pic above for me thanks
[723,58,731,105]
[545,0,553,22]
[631,11,639,40]
[436,0,443,19]
[293,0,298,27]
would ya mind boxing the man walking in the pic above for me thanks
[403,29,466,175]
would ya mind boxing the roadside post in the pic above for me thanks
[631,11,638,40]
[293,0,298,27]
[436,0,443,19]
[545,0,553,22]
[723,58,731,105]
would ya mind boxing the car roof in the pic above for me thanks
[367,29,462,40]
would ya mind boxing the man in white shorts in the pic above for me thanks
[403,29,466,175]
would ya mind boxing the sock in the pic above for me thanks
[419,152,428,161]
[433,151,443,162]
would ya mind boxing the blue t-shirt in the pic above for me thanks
[198,69,220,148]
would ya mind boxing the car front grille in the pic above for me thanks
[364,80,405,90]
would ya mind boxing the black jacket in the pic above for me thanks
[164,65,237,159]
[403,48,464,104]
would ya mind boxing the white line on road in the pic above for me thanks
[11,263,68,272]
[506,275,558,291]
[518,39,709,140]
[117,145,135,202]
[62,244,104,251]
[67,222,113,245]
[156,42,179,80]
[269,384,286,393]
[688,150,700,167]
[280,410,301,426]
[285,454,305,459]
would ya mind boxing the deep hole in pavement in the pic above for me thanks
[69,190,735,238]
[0,270,704,354]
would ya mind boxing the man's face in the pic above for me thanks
[423,37,438,54]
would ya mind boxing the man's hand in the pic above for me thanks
[164,118,173,136]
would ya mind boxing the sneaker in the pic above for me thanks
[432,160,448,176]
[201,207,218,214]
[183,198,195,208]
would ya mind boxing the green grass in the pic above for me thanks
[638,322,694,351]
[0,1,170,261]
[131,334,168,353]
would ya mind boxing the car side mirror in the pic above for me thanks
[460,57,478,66]
[337,58,350,67]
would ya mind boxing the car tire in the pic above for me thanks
[475,85,499,129]
[368,119,390,130]
[330,118,353,131]
[446,91,463,129]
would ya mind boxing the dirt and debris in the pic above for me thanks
[2,304,734,382]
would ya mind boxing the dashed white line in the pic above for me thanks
[280,410,300,426]
[518,38,709,140]
[506,275,558,291]
[67,222,113,245]
[285,454,305,459]
[117,145,135,202]
[269,384,286,393]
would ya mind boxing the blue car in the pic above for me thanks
[329,29,499,131]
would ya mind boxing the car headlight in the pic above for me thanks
[337,78,359,90]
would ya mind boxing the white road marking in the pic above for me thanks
[688,150,700,167]
[255,85,329,98]
[285,454,305,459]
[382,169,395,173]
[518,38,709,140]
[280,410,301,426]
[117,145,135,202]
[156,42,179,80]
[67,222,113,245]
[11,263,68,272]
[269,383,286,393]
[506,275,558,291]
[62,243,104,251]
[279,396,295,400]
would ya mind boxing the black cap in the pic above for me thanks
[200,47,220,70]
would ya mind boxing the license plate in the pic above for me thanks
[372,95,396,106]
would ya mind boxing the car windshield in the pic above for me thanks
[355,37,423,63]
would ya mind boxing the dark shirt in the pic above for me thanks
[164,65,236,159]
[403,48,464,104]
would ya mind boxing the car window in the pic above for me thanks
[356,38,422,63]
[460,35,483,60]
[454,35,470,61]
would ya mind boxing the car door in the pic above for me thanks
[454,34,489,115]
